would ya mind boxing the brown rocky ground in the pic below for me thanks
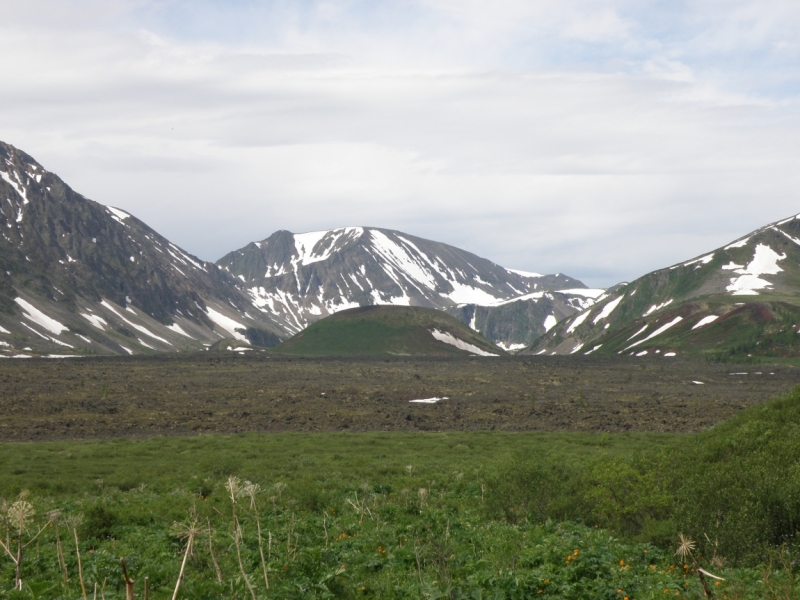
[0,353,797,441]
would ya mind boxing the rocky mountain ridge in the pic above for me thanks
[529,213,800,358]
[217,227,603,348]
[0,141,284,356]
[0,140,593,356]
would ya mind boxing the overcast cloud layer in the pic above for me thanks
[1,0,799,287]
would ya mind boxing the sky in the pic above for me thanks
[1,1,799,288]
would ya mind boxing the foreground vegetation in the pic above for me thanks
[2,387,800,597]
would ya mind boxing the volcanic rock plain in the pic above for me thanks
[1,354,797,441]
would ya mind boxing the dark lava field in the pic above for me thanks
[0,354,797,441]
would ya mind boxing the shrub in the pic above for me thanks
[81,504,120,540]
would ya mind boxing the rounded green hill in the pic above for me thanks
[272,305,505,356]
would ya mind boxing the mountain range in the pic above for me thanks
[0,141,597,356]
[217,227,601,350]
[4,138,797,360]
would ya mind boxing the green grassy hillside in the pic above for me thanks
[555,298,800,361]
[272,305,505,356]
[531,213,800,359]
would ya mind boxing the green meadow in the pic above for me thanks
[2,387,800,598]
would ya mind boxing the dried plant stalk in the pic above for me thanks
[207,518,223,584]
[73,526,87,600]
[233,527,257,600]
[257,518,269,590]
[47,510,68,585]
[120,557,135,600]
[226,478,257,600]
[171,517,201,600]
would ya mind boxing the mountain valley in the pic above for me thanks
[3,137,800,360]
[0,140,597,357]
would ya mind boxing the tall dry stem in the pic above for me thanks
[170,517,201,600]
[226,477,256,600]
[47,510,68,585]
[257,518,269,590]
[418,488,429,511]
[64,514,87,600]
[346,492,373,524]
[206,518,222,583]
[120,556,135,600]
[233,527,257,600]
[286,513,295,561]
[226,476,242,533]
[274,482,287,500]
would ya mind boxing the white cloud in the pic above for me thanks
[0,1,799,288]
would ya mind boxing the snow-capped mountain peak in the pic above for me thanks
[217,227,595,345]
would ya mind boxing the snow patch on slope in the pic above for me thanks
[100,300,172,345]
[106,206,130,224]
[682,253,714,268]
[167,323,194,338]
[726,244,785,295]
[592,296,622,324]
[294,228,363,267]
[725,236,751,250]
[369,230,437,290]
[692,315,719,330]
[624,317,683,351]
[15,298,68,335]
[627,324,648,341]
[205,306,248,342]
[505,268,543,278]
[80,313,108,330]
[430,329,498,356]
[496,342,527,352]
[643,299,673,317]
[1,170,28,204]
[566,310,590,334]
[443,281,501,305]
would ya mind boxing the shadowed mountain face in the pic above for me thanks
[217,227,601,347]
[530,213,800,359]
[0,141,283,356]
